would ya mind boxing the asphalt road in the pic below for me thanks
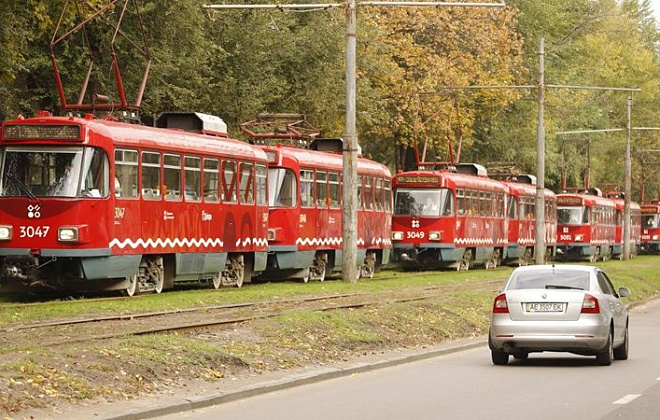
[155,298,660,420]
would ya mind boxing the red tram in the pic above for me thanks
[0,112,269,294]
[391,164,508,270]
[501,175,557,265]
[555,190,616,262]
[640,201,660,254]
[260,140,392,281]
[610,196,641,259]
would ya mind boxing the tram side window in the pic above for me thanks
[583,207,591,224]
[269,168,296,207]
[223,160,237,203]
[364,176,375,210]
[375,178,384,211]
[203,158,220,203]
[478,192,486,216]
[301,169,315,207]
[484,192,492,216]
[358,176,363,209]
[457,189,466,216]
[141,151,161,200]
[470,191,479,215]
[164,154,181,201]
[115,149,138,198]
[527,198,536,220]
[440,189,454,216]
[184,156,201,202]
[256,164,267,206]
[328,172,340,209]
[239,162,254,204]
[316,171,328,208]
[384,179,392,212]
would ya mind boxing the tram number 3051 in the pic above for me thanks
[19,225,51,238]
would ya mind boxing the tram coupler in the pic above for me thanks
[2,255,40,285]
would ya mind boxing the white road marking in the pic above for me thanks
[613,394,641,405]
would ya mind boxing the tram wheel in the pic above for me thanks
[212,272,222,289]
[361,251,376,279]
[456,249,472,271]
[307,252,328,282]
[222,255,246,288]
[124,273,139,297]
[485,249,499,270]
[141,256,164,294]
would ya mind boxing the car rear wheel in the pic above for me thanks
[614,325,629,360]
[596,330,614,366]
[491,349,509,365]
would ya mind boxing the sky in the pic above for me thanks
[651,0,660,21]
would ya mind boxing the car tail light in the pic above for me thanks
[493,293,509,313]
[581,294,600,314]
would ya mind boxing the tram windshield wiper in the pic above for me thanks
[5,173,37,200]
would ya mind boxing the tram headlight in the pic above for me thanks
[428,231,442,241]
[392,231,404,241]
[575,234,584,242]
[58,227,79,242]
[653,235,659,241]
[267,228,280,242]
[0,225,12,241]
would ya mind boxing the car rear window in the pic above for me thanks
[507,269,590,291]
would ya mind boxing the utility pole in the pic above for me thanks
[343,0,359,282]
[205,1,505,282]
[624,95,632,259]
[535,38,545,264]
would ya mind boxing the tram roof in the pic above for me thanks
[2,114,266,161]
[392,169,508,192]
[263,145,391,177]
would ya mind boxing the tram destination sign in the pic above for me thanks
[557,196,583,206]
[397,175,440,185]
[2,124,81,141]
[641,205,660,214]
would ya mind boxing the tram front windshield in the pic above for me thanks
[557,206,590,225]
[394,188,452,217]
[642,214,659,228]
[0,146,109,198]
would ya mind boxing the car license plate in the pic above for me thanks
[524,302,564,313]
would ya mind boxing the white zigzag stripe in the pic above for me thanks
[295,237,391,248]
[110,237,225,249]
[235,237,269,248]
[296,237,343,247]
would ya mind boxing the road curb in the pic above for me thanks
[101,336,487,420]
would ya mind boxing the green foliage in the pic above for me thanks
[2,1,660,195]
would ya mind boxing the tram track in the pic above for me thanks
[1,280,503,349]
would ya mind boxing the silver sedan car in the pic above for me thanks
[489,264,630,365]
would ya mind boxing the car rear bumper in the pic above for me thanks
[490,316,609,353]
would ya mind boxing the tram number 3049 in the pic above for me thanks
[407,231,425,239]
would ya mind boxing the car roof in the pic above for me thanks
[511,264,598,273]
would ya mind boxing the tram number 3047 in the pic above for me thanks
[19,225,51,238]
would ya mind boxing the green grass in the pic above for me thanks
[2,257,659,326]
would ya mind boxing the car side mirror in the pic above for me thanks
[617,287,631,298]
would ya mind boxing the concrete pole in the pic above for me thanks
[535,38,546,264]
[342,0,359,282]
[623,96,632,260]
